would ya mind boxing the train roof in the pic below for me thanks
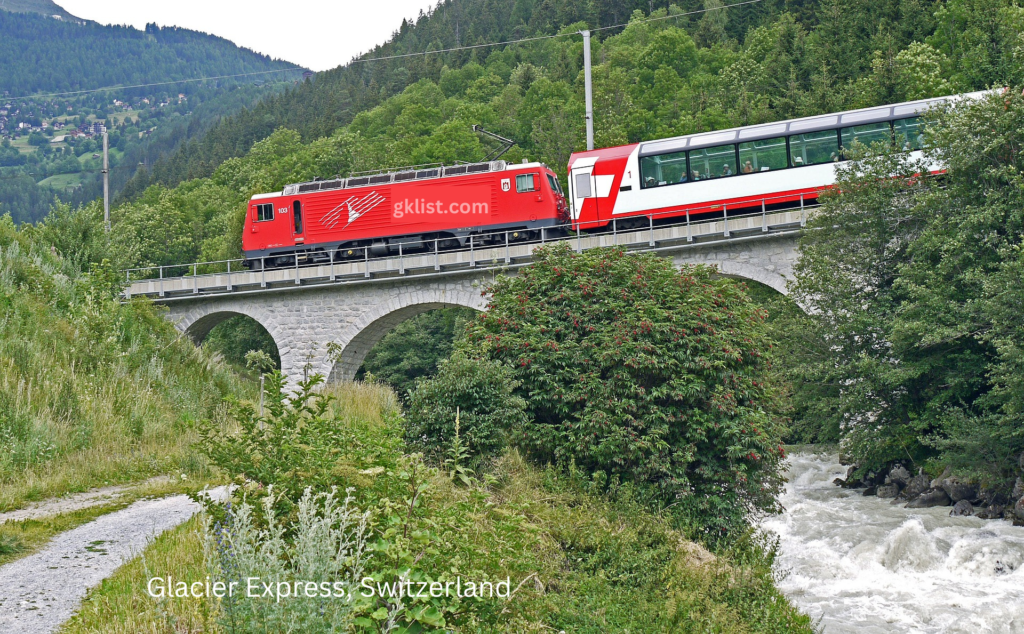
[253,160,551,199]
[635,90,990,158]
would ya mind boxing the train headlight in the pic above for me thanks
[512,232,520,239]
[347,249,355,256]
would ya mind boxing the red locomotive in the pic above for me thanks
[242,160,568,268]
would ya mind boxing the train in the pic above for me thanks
[566,91,987,230]
[242,160,569,268]
[242,91,985,266]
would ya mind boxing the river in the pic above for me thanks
[763,450,1024,633]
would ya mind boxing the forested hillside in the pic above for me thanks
[0,10,296,96]
[0,6,304,224]
[123,0,1023,197]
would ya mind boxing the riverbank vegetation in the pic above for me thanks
[783,90,1024,506]
[64,381,811,633]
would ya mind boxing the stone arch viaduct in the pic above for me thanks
[127,210,805,384]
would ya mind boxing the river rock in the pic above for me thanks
[975,504,1005,520]
[863,486,877,496]
[941,478,978,503]
[889,465,912,488]
[1012,497,1024,527]
[876,484,899,499]
[950,500,974,516]
[906,488,951,508]
[931,466,952,489]
[979,485,1009,508]
[904,474,931,499]
[1012,477,1023,502]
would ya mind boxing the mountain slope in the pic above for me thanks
[0,0,81,23]
[0,10,300,97]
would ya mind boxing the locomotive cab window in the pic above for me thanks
[516,173,538,193]
[255,203,274,222]
[640,150,687,188]
[546,173,563,195]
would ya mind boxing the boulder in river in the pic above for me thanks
[1012,477,1023,503]
[906,488,951,508]
[1012,497,1024,527]
[889,465,912,488]
[904,474,931,499]
[863,486,877,496]
[877,484,899,499]
[950,500,973,516]
[941,478,978,503]
[931,466,952,489]
[975,504,1005,520]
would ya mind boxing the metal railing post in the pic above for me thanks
[364,247,370,279]
[261,257,267,288]
[295,253,301,285]
[434,238,440,271]
[648,214,654,247]
[330,249,336,282]
[540,227,545,245]
[159,266,164,297]
[612,218,617,245]
[686,212,692,243]
[504,232,510,264]
[398,243,404,275]
[469,235,475,267]
[800,194,806,227]
[226,260,233,291]
[723,205,730,238]
[576,224,582,253]
[193,263,198,294]
[762,199,768,233]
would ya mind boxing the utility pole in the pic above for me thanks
[580,30,595,151]
[102,131,110,232]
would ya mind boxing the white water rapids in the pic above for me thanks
[763,450,1024,633]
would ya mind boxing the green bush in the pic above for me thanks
[405,351,528,460]
[463,244,787,541]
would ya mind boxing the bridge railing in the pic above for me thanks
[123,192,817,299]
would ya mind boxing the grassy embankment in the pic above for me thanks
[62,381,812,633]
[0,215,249,512]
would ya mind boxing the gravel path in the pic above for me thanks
[0,489,224,634]
[0,477,173,523]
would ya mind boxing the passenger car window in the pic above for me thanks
[688,143,737,181]
[894,117,926,151]
[789,130,840,167]
[573,173,592,198]
[841,122,892,154]
[640,150,687,188]
[738,137,787,173]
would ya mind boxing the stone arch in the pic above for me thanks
[325,286,487,383]
[170,304,284,364]
[711,261,791,296]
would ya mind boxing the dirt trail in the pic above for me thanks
[0,476,174,524]
[0,488,225,634]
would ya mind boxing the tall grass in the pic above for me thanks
[0,216,249,510]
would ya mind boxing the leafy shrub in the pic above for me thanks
[197,373,381,519]
[463,244,787,540]
[405,351,528,460]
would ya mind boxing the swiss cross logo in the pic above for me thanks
[501,178,511,192]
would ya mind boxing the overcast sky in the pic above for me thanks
[58,0,441,71]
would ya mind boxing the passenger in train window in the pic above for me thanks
[742,160,754,174]
[646,177,657,188]
[678,172,688,183]
[721,164,732,177]
[830,151,838,162]
[692,170,701,181]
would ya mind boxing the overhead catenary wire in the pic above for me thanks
[4,0,763,103]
